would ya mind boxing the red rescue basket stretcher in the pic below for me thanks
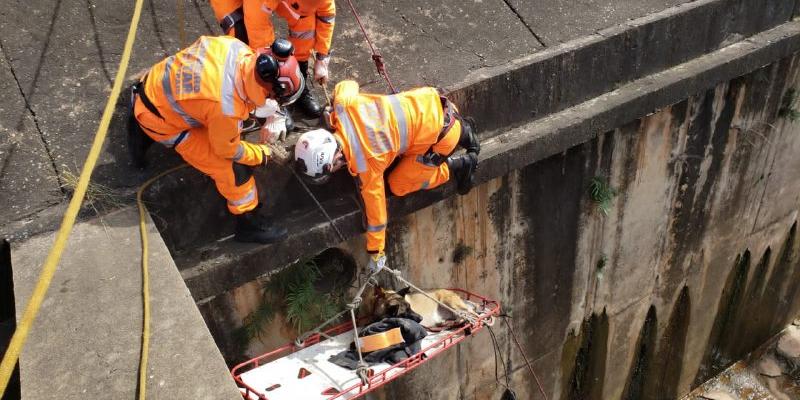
[231,289,501,400]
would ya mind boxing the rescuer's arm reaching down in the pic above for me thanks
[208,115,272,166]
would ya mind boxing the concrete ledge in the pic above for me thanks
[446,0,795,135]
[179,20,800,301]
[10,208,241,399]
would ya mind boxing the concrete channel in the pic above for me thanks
[4,0,800,398]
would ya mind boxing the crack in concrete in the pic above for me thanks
[500,0,547,48]
[85,0,113,86]
[397,12,456,52]
[0,40,66,195]
[396,11,489,71]
[148,0,172,58]
[191,0,216,34]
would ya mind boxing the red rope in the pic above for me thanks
[503,317,548,400]
[344,0,398,94]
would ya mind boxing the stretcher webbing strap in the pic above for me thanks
[344,0,397,94]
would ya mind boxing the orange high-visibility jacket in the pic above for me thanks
[247,0,336,55]
[141,36,266,166]
[331,80,445,253]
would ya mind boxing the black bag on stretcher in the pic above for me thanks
[328,315,427,370]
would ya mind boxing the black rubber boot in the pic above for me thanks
[127,111,154,169]
[458,117,480,155]
[447,152,479,195]
[294,61,322,118]
[234,207,288,244]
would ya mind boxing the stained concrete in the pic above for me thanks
[205,44,800,400]
[9,208,240,399]
[0,47,62,224]
[1,0,794,239]
[176,20,800,301]
[505,0,688,45]
[685,324,800,399]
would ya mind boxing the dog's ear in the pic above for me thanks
[373,286,383,298]
[397,287,411,297]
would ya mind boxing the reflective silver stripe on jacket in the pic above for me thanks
[335,104,367,173]
[229,187,256,206]
[289,30,315,40]
[317,15,335,23]
[231,143,245,161]
[162,57,203,128]
[359,102,392,154]
[387,95,408,154]
[221,41,247,117]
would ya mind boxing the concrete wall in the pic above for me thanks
[208,54,800,399]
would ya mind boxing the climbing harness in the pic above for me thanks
[232,270,501,400]
[343,0,397,94]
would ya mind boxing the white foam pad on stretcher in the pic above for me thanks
[238,329,453,400]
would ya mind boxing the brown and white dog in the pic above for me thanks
[371,287,479,329]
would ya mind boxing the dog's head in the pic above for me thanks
[371,287,411,319]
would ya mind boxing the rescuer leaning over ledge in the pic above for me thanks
[127,35,305,245]
[292,80,481,273]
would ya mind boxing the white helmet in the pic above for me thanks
[294,129,339,184]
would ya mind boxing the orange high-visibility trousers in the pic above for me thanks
[285,12,319,61]
[243,0,277,50]
[387,119,462,197]
[134,100,259,215]
[244,0,335,60]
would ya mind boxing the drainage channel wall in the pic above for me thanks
[214,51,800,399]
[136,2,800,399]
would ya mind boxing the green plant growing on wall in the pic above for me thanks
[235,258,344,346]
[596,254,608,271]
[779,88,800,122]
[588,176,617,216]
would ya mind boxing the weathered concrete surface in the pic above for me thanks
[206,49,800,400]
[1,0,795,241]
[0,0,543,238]
[175,19,800,302]
[0,47,63,224]
[505,0,687,45]
[9,208,240,399]
[684,324,800,399]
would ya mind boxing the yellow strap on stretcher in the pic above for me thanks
[358,327,405,353]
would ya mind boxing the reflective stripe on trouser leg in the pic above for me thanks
[387,155,450,197]
[173,127,260,215]
[287,16,315,61]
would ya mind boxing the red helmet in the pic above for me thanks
[255,39,305,106]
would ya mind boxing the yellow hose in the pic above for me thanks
[136,164,188,400]
[0,0,145,394]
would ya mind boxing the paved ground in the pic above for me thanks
[10,207,242,399]
[0,0,696,237]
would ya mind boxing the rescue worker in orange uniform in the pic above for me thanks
[127,35,305,244]
[209,0,249,43]
[293,81,480,270]
[243,0,335,118]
